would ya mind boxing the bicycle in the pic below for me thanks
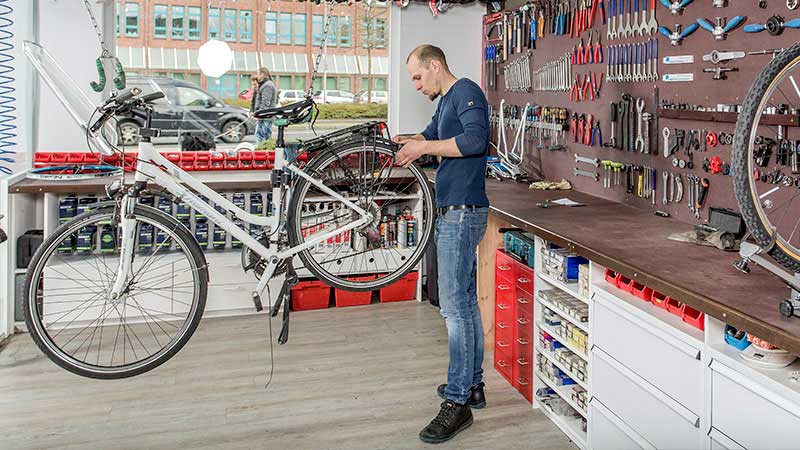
[21,87,435,380]
[732,42,800,317]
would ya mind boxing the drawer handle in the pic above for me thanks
[498,303,510,310]
[595,347,700,428]
[498,265,512,271]
[516,357,529,366]
[498,284,512,291]
[497,360,508,368]
[498,322,509,329]
[497,340,510,348]
[708,427,747,450]
[516,337,529,345]
[710,359,800,419]
[517,297,530,304]
[517,318,530,325]
[518,277,531,284]
[590,398,658,450]
[516,378,530,386]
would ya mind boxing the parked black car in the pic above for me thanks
[118,76,254,145]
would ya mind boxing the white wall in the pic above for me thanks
[388,2,485,136]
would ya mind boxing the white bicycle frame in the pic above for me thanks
[108,140,374,301]
[495,99,531,178]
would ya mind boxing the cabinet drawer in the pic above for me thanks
[589,398,655,450]
[710,359,800,450]
[594,294,703,414]
[514,324,532,361]
[512,351,532,387]
[515,288,533,316]
[516,265,534,294]
[495,325,514,355]
[494,347,513,383]
[496,250,516,284]
[515,303,532,332]
[495,289,515,336]
[593,347,701,450]
[708,428,746,450]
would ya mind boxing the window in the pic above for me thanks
[339,16,351,47]
[208,7,221,39]
[224,9,237,41]
[339,78,351,92]
[293,14,306,45]
[280,77,292,90]
[176,86,217,106]
[361,78,369,92]
[185,73,201,87]
[116,1,121,36]
[125,2,139,37]
[279,13,292,45]
[361,18,370,48]
[313,77,322,92]
[208,74,238,99]
[326,17,338,47]
[326,77,337,90]
[375,18,386,48]
[239,10,252,42]
[171,6,185,39]
[188,7,201,40]
[294,76,306,90]
[312,15,323,46]
[172,73,185,80]
[153,5,168,39]
[375,78,387,91]
[265,12,278,44]
[239,74,252,94]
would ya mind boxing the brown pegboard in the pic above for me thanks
[486,0,800,225]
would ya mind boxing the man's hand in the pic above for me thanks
[394,140,427,168]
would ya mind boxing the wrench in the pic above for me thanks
[642,112,651,153]
[625,44,633,82]
[633,44,641,82]
[632,0,640,36]
[625,0,633,37]
[652,38,659,81]
[635,98,646,152]
[618,0,626,38]
[669,172,675,202]
[662,127,670,157]
[648,0,658,34]
[675,173,683,202]
[575,153,601,167]
[609,0,618,39]
[575,167,600,181]
[662,170,669,205]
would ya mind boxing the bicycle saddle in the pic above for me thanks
[254,98,314,123]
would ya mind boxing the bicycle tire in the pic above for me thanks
[23,204,208,379]
[733,41,800,272]
[287,138,435,292]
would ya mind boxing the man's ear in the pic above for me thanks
[430,60,441,74]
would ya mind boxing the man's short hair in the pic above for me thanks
[407,45,449,70]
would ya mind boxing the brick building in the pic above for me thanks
[114,0,389,99]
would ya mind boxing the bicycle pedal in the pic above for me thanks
[252,292,263,312]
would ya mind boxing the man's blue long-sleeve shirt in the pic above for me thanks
[420,78,490,208]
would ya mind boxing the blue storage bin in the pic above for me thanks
[724,324,751,351]
[503,230,535,268]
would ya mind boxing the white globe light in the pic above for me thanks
[197,39,233,78]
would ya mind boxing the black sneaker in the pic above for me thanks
[419,400,474,444]
[436,382,486,409]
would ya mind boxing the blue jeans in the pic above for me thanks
[256,119,272,142]
[437,207,489,404]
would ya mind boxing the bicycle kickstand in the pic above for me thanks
[270,259,298,344]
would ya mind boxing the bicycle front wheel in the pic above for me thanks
[287,137,435,292]
[733,42,800,272]
[23,203,208,379]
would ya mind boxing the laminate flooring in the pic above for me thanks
[1,301,576,450]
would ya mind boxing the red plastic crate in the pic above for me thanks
[34,152,51,163]
[84,153,101,164]
[604,268,619,286]
[180,161,195,171]
[630,281,653,303]
[681,305,705,331]
[335,275,376,307]
[379,271,419,302]
[123,152,138,171]
[51,152,69,164]
[100,153,120,165]
[180,152,196,162]
[291,280,331,311]
[617,275,634,294]
[651,291,669,310]
[666,297,684,317]
[67,152,85,164]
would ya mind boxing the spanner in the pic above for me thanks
[675,173,683,202]
[648,0,658,34]
[575,153,601,167]
[625,0,633,37]
[662,170,669,204]
[635,98,646,152]
[632,0,640,36]
[618,0,626,38]
[575,167,600,181]
[662,127,670,157]
[633,44,641,82]
[669,172,676,202]
[608,0,618,39]
[642,112,652,153]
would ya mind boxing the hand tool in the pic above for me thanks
[790,0,799,9]
[702,50,745,64]
[608,0,618,39]
[642,112,652,153]
[659,0,693,15]
[695,177,709,219]
[663,127,671,157]
[748,48,786,58]
[639,0,649,35]
[647,0,658,34]
[659,22,699,45]
[594,33,603,63]
[675,173,683,202]
[639,42,647,82]
[652,38,659,81]
[625,44,633,82]
[585,30,595,64]
[635,98,646,153]
[703,66,738,80]
[607,45,614,80]
[609,103,618,148]
[662,73,694,81]
[633,43,641,82]
[651,167,657,205]
[744,16,800,35]
[618,0,626,37]
[632,0,641,36]
[697,16,746,40]
[618,100,626,149]
[669,172,675,202]
[575,167,600,181]
[662,170,669,205]
[624,0,634,37]
[626,95,635,151]
[584,114,595,144]
[575,153,601,166]
[591,120,603,145]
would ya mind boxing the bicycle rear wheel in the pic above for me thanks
[23,203,208,379]
[733,42,800,272]
[287,137,435,292]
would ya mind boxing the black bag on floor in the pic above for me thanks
[180,132,216,151]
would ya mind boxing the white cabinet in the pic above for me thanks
[708,428,746,450]
[589,398,655,450]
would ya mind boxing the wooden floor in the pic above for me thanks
[0,302,575,450]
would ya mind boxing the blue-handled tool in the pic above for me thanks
[745,16,800,35]
[660,0,693,15]
[697,16,745,39]
[660,22,698,45]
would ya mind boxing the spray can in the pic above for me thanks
[397,216,407,249]
[380,216,389,248]
[353,230,366,252]
[388,216,396,247]
[407,216,417,247]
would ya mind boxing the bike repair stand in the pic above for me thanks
[735,238,800,318]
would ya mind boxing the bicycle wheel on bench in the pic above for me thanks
[287,137,435,292]
[733,41,800,272]
[23,204,208,379]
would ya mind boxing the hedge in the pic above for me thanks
[224,99,387,120]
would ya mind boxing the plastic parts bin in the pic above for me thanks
[379,271,419,302]
[291,280,331,311]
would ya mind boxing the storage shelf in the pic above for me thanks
[535,371,587,418]
[538,271,589,305]
[537,291,590,334]
[536,347,589,391]
[538,321,589,362]
[658,108,800,126]
[537,396,588,450]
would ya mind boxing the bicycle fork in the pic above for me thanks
[109,195,138,301]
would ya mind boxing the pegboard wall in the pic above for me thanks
[484,0,800,224]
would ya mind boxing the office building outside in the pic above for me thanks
[114,0,389,100]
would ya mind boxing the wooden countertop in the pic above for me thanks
[476,177,800,356]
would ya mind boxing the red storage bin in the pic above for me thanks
[34,152,52,163]
[253,151,269,169]
[180,152,196,162]
[681,305,705,330]
[494,347,513,385]
[335,275,376,307]
[180,161,195,171]
[123,152,138,171]
[666,297,684,317]
[84,153,100,164]
[238,150,253,169]
[194,152,210,171]
[100,153,120,166]
[616,274,633,292]
[51,152,69,164]
[604,269,619,286]
[210,151,225,170]
[291,280,331,311]
[630,281,653,303]
[651,291,669,310]
[224,150,238,169]
[67,152,85,164]
[379,271,419,302]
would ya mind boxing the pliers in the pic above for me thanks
[591,121,603,146]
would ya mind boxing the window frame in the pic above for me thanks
[279,12,292,45]
[171,5,185,39]
[239,10,253,43]
[311,14,323,46]
[339,16,351,47]
[223,8,237,42]
[208,7,221,39]
[153,4,168,39]
[187,6,201,40]
[293,13,306,45]
[265,12,278,44]
[124,2,140,37]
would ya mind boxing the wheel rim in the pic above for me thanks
[745,54,800,261]
[118,123,139,146]
[223,122,243,142]
[291,144,434,291]
[27,210,202,376]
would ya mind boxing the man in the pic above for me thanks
[393,44,490,444]
[251,67,278,143]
